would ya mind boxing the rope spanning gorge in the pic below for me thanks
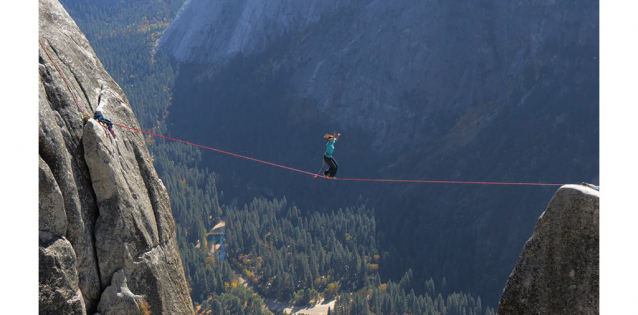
[114,123,565,187]
[40,36,564,188]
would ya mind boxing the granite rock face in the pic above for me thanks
[97,270,145,315]
[159,0,599,150]
[498,185,599,314]
[39,0,194,314]
[158,0,359,64]
[39,238,86,315]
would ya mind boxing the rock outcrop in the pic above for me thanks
[97,270,146,315]
[39,0,194,314]
[498,185,599,314]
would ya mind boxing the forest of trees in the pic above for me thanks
[226,199,379,302]
[59,1,495,314]
[225,199,496,314]
[329,271,495,315]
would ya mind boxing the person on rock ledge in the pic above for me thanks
[93,108,115,138]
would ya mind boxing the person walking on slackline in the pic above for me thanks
[322,131,341,179]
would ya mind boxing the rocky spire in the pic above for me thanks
[498,185,599,314]
[38,0,194,314]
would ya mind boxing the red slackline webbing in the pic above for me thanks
[39,37,565,188]
[114,123,564,187]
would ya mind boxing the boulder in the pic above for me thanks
[97,270,145,315]
[498,185,599,314]
[39,238,86,315]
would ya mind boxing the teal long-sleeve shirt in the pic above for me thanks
[325,140,336,158]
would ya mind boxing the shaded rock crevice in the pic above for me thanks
[39,156,67,242]
[70,69,96,111]
[133,143,175,244]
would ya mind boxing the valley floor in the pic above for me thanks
[238,275,335,315]
[265,298,336,315]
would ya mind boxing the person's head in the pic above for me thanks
[324,134,334,141]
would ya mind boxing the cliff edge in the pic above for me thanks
[498,185,599,314]
[38,0,194,314]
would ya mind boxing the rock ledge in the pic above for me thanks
[498,184,599,314]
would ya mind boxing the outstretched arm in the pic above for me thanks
[333,132,341,141]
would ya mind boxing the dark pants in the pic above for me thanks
[323,156,338,177]
[94,114,113,131]
[99,118,113,131]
